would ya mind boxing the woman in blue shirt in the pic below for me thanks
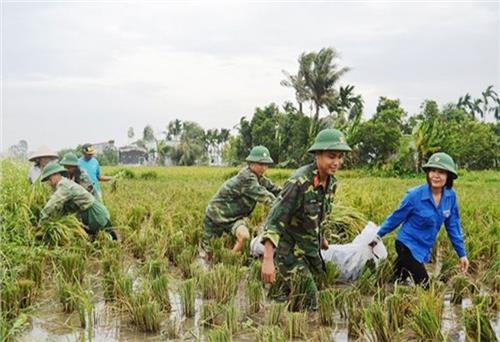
[375,152,469,286]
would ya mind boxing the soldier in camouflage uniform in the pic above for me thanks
[39,162,117,240]
[60,152,99,199]
[260,129,351,309]
[203,146,281,255]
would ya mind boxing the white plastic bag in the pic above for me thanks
[250,221,387,281]
[321,221,387,280]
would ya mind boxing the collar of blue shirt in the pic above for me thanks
[420,184,452,202]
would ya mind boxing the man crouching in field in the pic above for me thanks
[39,161,118,240]
[203,146,281,256]
[260,128,351,310]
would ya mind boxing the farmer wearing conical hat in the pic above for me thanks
[203,146,282,255]
[27,145,59,184]
[373,152,468,287]
[39,162,118,240]
[260,128,351,309]
[78,143,113,200]
[60,152,98,199]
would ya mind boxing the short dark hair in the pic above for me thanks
[426,171,454,189]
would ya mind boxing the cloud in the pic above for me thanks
[2,2,498,151]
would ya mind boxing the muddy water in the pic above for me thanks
[20,262,499,342]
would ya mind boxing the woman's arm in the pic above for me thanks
[377,192,414,237]
[444,200,467,259]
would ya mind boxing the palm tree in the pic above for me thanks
[280,53,313,114]
[457,86,500,121]
[303,48,350,123]
[281,47,350,133]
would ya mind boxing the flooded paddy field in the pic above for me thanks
[2,162,499,341]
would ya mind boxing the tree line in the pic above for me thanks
[8,47,499,171]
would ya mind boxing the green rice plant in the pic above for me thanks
[101,249,130,302]
[58,251,86,284]
[285,311,308,339]
[374,258,393,287]
[57,277,80,313]
[126,205,147,231]
[438,254,459,282]
[331,287,348,319]
[255,325,286,342]
[450,274,475,305]
[199,264,241,304]
[201,302,220,327]
[223,301,239,334]
[18,252,45,288]
[150,274,171,311]
[464,303,497,341]
[126,290,161,332]
[473,294,498,313]
[213,248,243,267]
[317,289,335,326]
[265,301,287,326]
[385,285,413,332]
[363,298,391,342]
[356,261,376,295]
[1,278,21,320]
[249,260,262,282]
[139,170,158,180]
[37,215,88,246]
[0,313,29,342]
[200,301,238,333]
[144,257,166,279]
[409,289,444,341]
[289,273,316,311]
[180,278,196,318]
[164,230,186,262]
[16,279,36,309]
[316,261,340,289]
[245,279,262,314]
[347,304,364,339]
[175,245,197,278]
[205,325,231,342]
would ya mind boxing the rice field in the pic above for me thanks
[1,160,499,341]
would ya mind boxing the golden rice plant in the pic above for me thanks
[285,311,308,339]
[180,278,196,318]
[205,325,231,342]
[265,301,287,326]
[255,325,286,342]
[125,289,161,332]
[318,289,336,326]
[245,279,262,314]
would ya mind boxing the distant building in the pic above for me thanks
[119,146,148,165]
[93,140,116,154]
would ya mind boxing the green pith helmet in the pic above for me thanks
[40,162,67,182]
[308,128,352,153]
[422,152,458,179]
[60,152,79,166]
[245,146,274,164]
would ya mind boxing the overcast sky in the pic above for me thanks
[2,1,499,152]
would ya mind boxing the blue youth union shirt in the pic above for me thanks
[377,184,466,263]
[78,157,101,193]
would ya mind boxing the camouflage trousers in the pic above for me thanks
[202,215,247,252]
[270,242,325,311]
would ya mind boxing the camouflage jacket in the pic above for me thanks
[205,166,281,225]
[72,168,98,198]
[40,177,96,220]
[261,163,337,260]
